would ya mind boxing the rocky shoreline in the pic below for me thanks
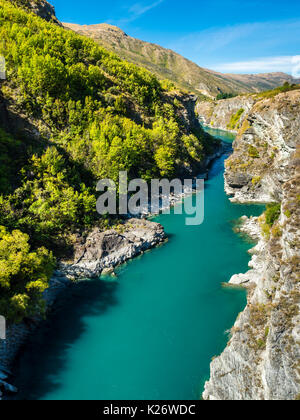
[0,218,166,398]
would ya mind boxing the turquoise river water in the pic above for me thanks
[12,127,263,400]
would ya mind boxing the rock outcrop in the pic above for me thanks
[225,90,300,203]
[203,90,300,400]
[11,0,61,24]
[196,95,255,132]
[60,218,166,279]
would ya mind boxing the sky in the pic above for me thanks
[50,0,300,75]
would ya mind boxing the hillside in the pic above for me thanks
[0,0,217,325]
[63,22,299,98]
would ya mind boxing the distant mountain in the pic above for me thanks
[63,23,299,98]
[226,72,299,93]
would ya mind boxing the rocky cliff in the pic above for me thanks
[225,90,300,203]
[10,0,60,24]
[196,86,300,133]
[203,89,300,400]
[60,218,166,279]
[196,95,255,132]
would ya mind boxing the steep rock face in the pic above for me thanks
[196,95,255,132]
[11,0,60,24]
[203,90,300,400]
[225,90,300,203]
[171,93,200,132]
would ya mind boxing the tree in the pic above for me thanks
[0,226,55,323]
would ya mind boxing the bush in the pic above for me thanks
[227,109,244,130]
[284,209,291,218]
[0,226,55,323]
[265,203,281,226]
[216,92,237,100]
[248,145,260,158]
[252,176,261,186]
[256,82,300,99]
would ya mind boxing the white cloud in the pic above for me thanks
[168,19,300,74]
[292,56,300,78]
[211,56,300,75]
[171,19,300,53]
[129,0,164,19]
[179,22,261,53]
[169,22,258,54]
[110,0,164,25]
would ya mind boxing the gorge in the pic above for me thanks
[0,0,299,401]
[10,127,264,400]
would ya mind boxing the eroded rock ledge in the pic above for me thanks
[60,218,166,279]
[203,90,300,400]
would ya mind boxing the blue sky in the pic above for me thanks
[51,0,300,75]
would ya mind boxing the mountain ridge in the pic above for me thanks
[63,22,300,98]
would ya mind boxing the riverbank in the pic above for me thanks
[0,218,166,398]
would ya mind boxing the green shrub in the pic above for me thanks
[260,221,271,238]
[248,145,260,158]
[216,92,237,100]
[227,109,244,130]
[271,225,282,237]
[252,176,261,186]
[0,226,55,323]
[265,203,281,226]
[256,82,300,99]
[256,339,266,350]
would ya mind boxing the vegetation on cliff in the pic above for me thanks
[0,226,55,323]
[0,0,215,322]
[255,82,300,99]
[227,108,245,130]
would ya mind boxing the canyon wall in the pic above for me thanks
[203,90,300,400]
[196,95,255,132]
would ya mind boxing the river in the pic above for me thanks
[12,127,263,400]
